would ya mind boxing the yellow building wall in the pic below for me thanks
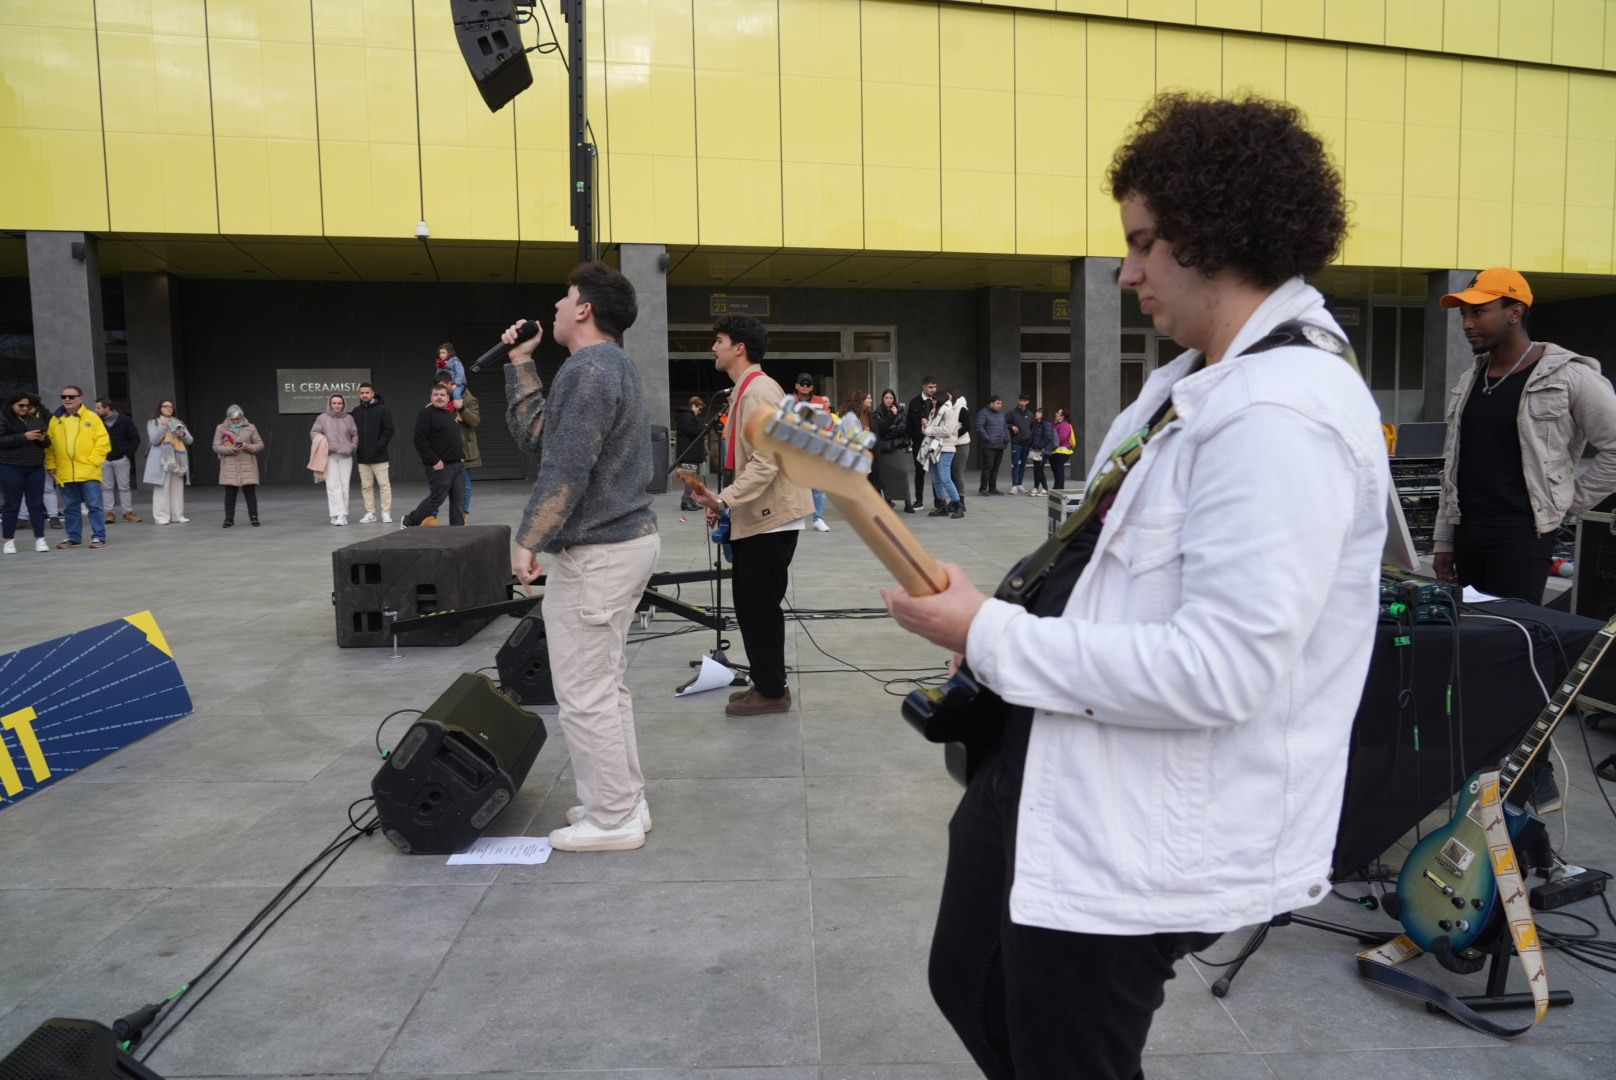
[2,0,1615,275]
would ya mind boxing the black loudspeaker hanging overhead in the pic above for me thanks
[0,1018,167,1079]
[450,0,534,113]
[372,673,547,854]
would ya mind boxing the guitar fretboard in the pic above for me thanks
[1498,622,1616,799]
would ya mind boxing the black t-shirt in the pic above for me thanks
[1457,364,1535,527]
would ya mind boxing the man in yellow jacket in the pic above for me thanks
[45,385,111,548]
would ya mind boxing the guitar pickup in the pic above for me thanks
[1422,868,1455,896]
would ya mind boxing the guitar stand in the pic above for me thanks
[1431,932,1574,1015]
[1210,912,1395,998]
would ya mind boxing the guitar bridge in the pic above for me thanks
[1436,837,1475,876]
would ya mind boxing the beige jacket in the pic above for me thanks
[720,367,815,540]
[1434,342,1616,550]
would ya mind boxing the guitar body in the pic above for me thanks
[901,666,1007,785]
[1395,769,1531,956]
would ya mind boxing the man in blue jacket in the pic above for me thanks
[974,395,1009,495]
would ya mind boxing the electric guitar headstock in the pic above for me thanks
[743,396,881,501]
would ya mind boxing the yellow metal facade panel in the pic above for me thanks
[1342,51,1405,266]
[206,0,312,44]
[0,129,109,230]
[1384,0,1443,53]
[1497,6,1552,64]
[1,0,94,29]
[105,133,217,232]
[98,31,212,136]
[1554,0,1606,69]
[1156,27,1222,94]
[780,0,864,248]
[1015,13,1084,255]
[1058,0,1127,15]
[513,20,571,242]
[1323,0,1384,44]
[1263,0,1325,40]
[1401,58,1462,266]
[1444,0,1499,58]
[1564,71,1616,272]
[1087,21,1155,254]
[95,0,205,34]
[1196,0,1261,33]
[1220,33,1285,98]
[861,0,940,251]
[214,137,321,235]
[318,141,419,241]
[1128,0,1195,24]
[416,32,519,241]
[311,0,411,50]
[940,7,1014,252]
[694,0,782,246]
[1456,60,1516,268]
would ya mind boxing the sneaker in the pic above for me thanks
[381,512,392,524]
[34,538,49,552]
[1010,485,1024,494]
[48,516,63,530]
[726,687,792,717]
[567,797,653,833]
[176,517,190,524]
[122,512,142,523]
[420,515,439,527]
[154,517,170,525]
[2,540,14,554]
[813,518,830,533]
[548,817,646,853]
[56,540,80,549]
[88,539,105,548]
[105,511,115,524]
[359,512,377,524]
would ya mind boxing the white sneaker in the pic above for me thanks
[812,518,830,533]
[176,517,190,523]
[381,512,392,524]
[548,817,646,853]
[1009,485,1023,494]
[567,797,653,833]
[359,512,377,524]
[2,540,14,554]
[154,517,169,525]
[35,538,49,552]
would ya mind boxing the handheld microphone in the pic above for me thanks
[469,320,541,373]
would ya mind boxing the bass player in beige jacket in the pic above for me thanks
[691,314,815,717]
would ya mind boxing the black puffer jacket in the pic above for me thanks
[353,395,395,464]
[872,403,908,453]
[0,405,50,468]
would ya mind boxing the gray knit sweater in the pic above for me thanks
[504,342,657,554]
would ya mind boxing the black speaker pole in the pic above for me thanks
[563,0,594,263]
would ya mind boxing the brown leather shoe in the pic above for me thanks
[728,688,751,703]
[105,512,115,524]
[725,687,791,717]
[122,512,142,523]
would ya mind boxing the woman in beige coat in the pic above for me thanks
[214,404,264,527]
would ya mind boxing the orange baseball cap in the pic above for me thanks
[1440,267,1533,308]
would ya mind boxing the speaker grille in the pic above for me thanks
[0,1018,163,1080]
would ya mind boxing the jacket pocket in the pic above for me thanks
[1156,729,1211,877]
[1102,511,1186,622]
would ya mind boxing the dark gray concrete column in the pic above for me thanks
[26,231,106,400]
[124,272,182,425]
[1070,256,1121,471]
[621,244,670,440]
[1423,269,1474,422]
[975,286,1021,409]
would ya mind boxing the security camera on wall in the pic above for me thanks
[415,220,431,240]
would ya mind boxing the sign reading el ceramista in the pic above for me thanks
[276,369,372,414]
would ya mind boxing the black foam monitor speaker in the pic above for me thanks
[495,615,556,705]
[0,1018,166,1079]
[372,672,547,854]
[450,0,534,113]
[332,524,512,648]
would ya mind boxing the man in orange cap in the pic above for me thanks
[1431,266,1616,811]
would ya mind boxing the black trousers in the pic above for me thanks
[1452,523,1555,604]
[729,528,797,698]
[223,484,258,522]
[930,721,1217,1080]
[914,451,930,504]
[405,462,466,526]
[978,447,1004,492]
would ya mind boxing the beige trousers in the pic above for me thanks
[358,461,392,513]
[151,475,185,522]
[542,531,660,827]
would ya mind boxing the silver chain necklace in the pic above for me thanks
[1481,342,1536,395]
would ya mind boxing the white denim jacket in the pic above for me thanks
[965,279,1388,936]
[1432,344,1616,551]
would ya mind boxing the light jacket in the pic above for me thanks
[143,417,194,486]
[964,278,1388,936]
[923,397,969,451]
[45,406,111,482]
[310,409,358,456]
[1433,342,1616,550]
[720,367,815,540]
[213,422,264,487]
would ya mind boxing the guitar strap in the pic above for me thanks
[1357,769,1549,1038]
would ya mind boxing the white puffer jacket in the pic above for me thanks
[923,396,970,451]
[965,278,1389,936]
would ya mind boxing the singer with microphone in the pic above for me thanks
[498,262,661,854]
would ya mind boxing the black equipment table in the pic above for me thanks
[1332,599,1601,879]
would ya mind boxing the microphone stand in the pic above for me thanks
[667,395,749,688]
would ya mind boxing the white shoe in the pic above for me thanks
[567,797,653,833]
[2,540,14,554]
[381,512,392,524]
[548,817,646,853]
[813,518,830,533]
[176,517,190,523]
[154,517,169,525]
[35,538,49,552]
[1009,485,1023,494]
[332,516,347,526]
[359,512,377,524]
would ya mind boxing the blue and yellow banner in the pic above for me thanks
[0,612,192,811]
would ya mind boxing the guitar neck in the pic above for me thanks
[1498,618,1616,799]
[821,484,949,597]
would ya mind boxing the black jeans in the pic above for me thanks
[223,484,258,522]
[930,718,1217,1079]
[729,528,797,698]
[1452,523,1556,604]
[914,451,930,505]
[405,462,466,526]
[978,447,1004,492]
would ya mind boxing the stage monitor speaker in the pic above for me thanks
[332,524,511,648]
[495,616,555,705]
[0,1018,166,1079]
[450,0,533,113]
[1574,508,1616,711]
[372,672,546,854]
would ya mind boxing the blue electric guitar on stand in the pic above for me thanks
[1395,614,1616,962]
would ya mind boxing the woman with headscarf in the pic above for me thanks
[214,404,264,527]
[143,398,194,524]
[310,392,358,525]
